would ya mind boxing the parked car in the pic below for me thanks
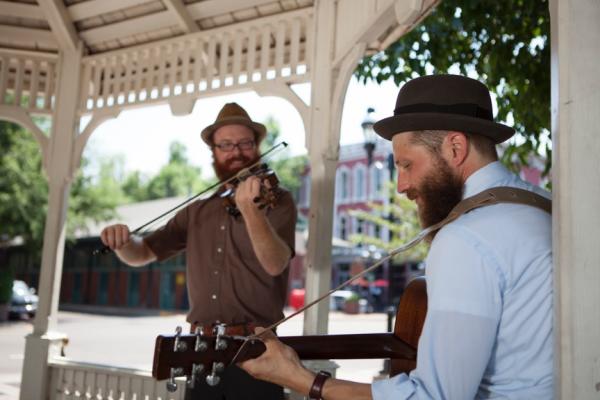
[9,280,38,319]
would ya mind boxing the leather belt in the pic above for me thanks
[190,322,257,336]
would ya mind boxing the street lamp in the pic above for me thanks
[361,107,376,166]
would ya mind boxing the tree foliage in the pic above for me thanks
[144,142,208,200]
[68,157,125,237]
[0,121,121,255]
[355,0,551,175]
[0,122,48,251]
[260,116,307,200]
[349,183,428,262]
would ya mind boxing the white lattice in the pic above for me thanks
[0,49,58,115]
[79,8,312,113]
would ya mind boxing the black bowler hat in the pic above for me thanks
[373,75,515,144]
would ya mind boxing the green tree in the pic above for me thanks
[349,183,428,263]
[260,116,307,199]
[0,122,48,252]
[0,121,120,255]
[68,156,125,237]
[355,0,551,175]
[121,170,149,202]
[145,141,208,199]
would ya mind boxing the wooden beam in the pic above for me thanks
[38,0,79,51]
[163,0,199,33]
[78,11,174,45]
[67,0,151,22]
[0,26,57,49]
[0,1,45,19]
[186,0,281,20]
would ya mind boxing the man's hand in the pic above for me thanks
[234,176,262,216]
[100,224,156,266]
[239,327,315,394]
[100,224,131,251]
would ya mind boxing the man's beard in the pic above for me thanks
[406,155,463,240]
[212,153,259,181]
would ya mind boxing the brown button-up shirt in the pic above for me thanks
[144,189,296,327]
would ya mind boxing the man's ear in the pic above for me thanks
[443,131,469,167]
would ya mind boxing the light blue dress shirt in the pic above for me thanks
[372,161,553,399]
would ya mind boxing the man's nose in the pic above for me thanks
[396,176,410,193]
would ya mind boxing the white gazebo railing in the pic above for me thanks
[79,8,313,114]
[48,359,185,400]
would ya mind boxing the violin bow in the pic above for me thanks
[93,141,288,255]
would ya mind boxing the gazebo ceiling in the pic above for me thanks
[0,0,315,54]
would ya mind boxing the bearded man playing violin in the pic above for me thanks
[100,102,297,400]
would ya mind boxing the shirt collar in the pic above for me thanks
[463,161,511,199]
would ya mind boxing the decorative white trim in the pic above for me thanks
[38,0,79,51]
[79,9,313,115]
[0,104,50,170]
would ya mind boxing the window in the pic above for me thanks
[354,166,366,201]
[340,216,348,240]
[341,171,349,200]
[336,168,351,202]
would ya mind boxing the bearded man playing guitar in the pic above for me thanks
[240,75,553,399]
[100,102,297,400]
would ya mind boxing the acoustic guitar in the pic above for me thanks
[152,277,427,390]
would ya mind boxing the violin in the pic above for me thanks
[220,163,283,217]
[92,143,288,255]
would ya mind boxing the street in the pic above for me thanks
[1,309,389,399]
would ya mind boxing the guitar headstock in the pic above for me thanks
[153,325,266,392]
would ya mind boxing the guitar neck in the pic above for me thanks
[152,332,416,380]
[282,333,416,361]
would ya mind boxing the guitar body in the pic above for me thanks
[152,277,427,382]
[390,276,427,376]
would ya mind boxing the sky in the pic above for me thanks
[81,76,402,179]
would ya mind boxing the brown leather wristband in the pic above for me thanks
[308,370,332,399]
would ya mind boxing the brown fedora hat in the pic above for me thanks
[201,102,266,145]
[374,75,515,144]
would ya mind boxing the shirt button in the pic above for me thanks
[211,294,217,300]
[214,270,219,275]
[217,248,222,253]
[220,225,225,230]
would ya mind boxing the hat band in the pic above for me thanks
[394,103,493,121]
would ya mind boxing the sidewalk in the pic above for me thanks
[1,310,390,399]
[0,374,20,400]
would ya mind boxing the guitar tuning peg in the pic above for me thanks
[166,367,184,392]
[205,362,225,387]
[214,324,228,351]
[194,326,208,352]
[173,326,188,352]
[186,363,205,389]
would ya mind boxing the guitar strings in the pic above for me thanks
[248,219,439,341]
[249,186,551,340]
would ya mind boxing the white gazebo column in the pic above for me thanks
[21,47,83,400]
[302,0,339,336]
[302,0,365,336]
[550,0,600,398]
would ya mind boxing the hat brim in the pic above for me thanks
[201,117,267,145]
[374,113,515,144]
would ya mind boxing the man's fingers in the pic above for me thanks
[101,225,130,249]
[253,326,277,340]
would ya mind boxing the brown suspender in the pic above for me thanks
[425,186,552,237]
